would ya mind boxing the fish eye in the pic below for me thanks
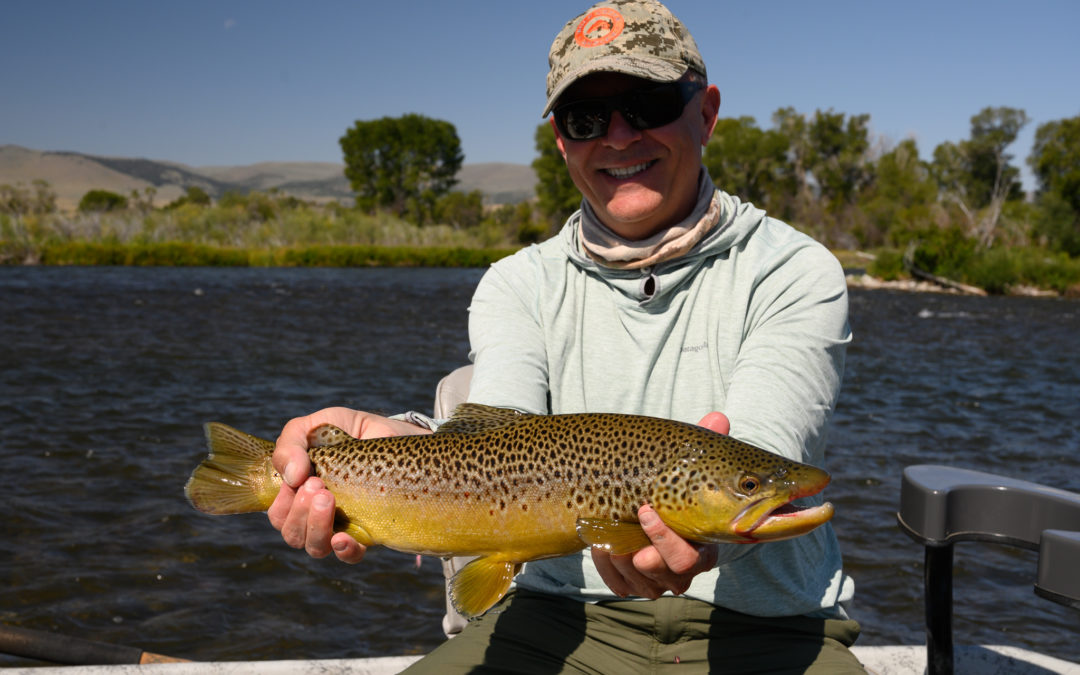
[738,475,760,494]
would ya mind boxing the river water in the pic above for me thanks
[1,266,1077,666]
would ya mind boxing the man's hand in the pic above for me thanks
[591,411,730,598]
[267,407,430,563]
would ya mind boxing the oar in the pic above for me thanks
[0,623,189,665]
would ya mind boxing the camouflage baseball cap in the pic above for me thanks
[542,0,707,117]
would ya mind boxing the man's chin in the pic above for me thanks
[597,193,668,239]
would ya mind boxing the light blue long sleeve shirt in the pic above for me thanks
[464,186,855,619]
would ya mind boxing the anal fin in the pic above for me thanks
[576,518,651,555]
[448,556,520,618]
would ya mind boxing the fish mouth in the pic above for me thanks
[732,500,835,543]
[731,477,834,543]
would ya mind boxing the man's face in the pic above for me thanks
[552,73,720,241]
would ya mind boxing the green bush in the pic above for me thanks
[78,190,129,213]
[867,248,905,280]
[1032,192,1080,257]
[902,226,977,278]
[962,248,1018,295]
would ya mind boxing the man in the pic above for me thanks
[270,1,864,672]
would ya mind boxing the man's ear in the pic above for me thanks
[700,85,721,144]
[549,117,568,160]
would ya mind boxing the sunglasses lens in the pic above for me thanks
[558,103,609,140]
[623,85,686,129]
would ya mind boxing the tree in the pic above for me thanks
[1029,116,1080,214]
[931,106,1028,248]
[771,107,812,214]
[765,107,873,245]
[1028,115,1080,254]
[165,185,212,210]
[78,189,128,213]
[531,122,580,229]
[806,110,873,209]
[703,116,788,207]
[340,113,464,220]
[856,139,938,246]
[434,190,485,229]
[130,186,157,212]
[0,180,57,215]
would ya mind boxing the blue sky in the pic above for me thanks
[3,1,1078,190]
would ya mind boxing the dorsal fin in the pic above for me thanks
[436,403,529,435]
[308,423,352,448]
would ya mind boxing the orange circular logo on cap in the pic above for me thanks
[574,8,625,48]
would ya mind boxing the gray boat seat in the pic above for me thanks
[897,465,1080,675]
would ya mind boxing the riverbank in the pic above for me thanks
[3,238,1078,298]
[845,272,1064,297]
[0,240,515,268]
[835,249,1080,298]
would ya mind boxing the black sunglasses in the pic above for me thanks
[552,80,704,141]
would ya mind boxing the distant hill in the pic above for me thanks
[456,163,538,205]
[0,144,537,211]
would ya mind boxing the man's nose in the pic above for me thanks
[603,110,642,148]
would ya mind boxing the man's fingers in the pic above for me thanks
[635,505,717,595]
[304,490,335,558]
[593,506,720,599]
[274,420,314,486]
[697,411,730,435]
[638,506,698,576]
[605,549,664,599]
[330,533,366,564]
[590,548,631,598]
[267,481,296,531]
[279,477,323,549]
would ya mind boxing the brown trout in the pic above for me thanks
[185,403,834,618]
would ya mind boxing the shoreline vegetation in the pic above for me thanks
[5,106,1080,297]
[0,193,525,269]
[5,240,515,269]
[2,196,1079,298]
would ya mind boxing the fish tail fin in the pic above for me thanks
[185,423,281,515]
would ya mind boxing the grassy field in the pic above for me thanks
[0,202,520,267]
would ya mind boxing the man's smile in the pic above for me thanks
[601,160,657,180]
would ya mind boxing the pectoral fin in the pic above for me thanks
[576,518,651,555]
[335,514,374,547]
[448,556,521,618]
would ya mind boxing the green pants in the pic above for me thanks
[405,589,865,674]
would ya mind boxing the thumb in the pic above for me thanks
[638,504,667,539]
[698,411,730,435]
